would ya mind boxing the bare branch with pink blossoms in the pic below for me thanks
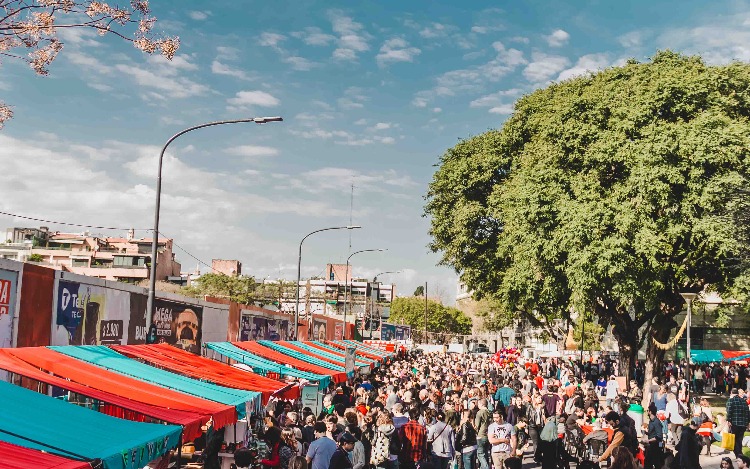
[0,0,179,128]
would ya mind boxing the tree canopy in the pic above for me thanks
[389,296,472,341]
[425,51,750,386]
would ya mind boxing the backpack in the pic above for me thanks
[677,401,689,420]
[389,429,402,455]
[540,419,558,442]
[370,431,389,466]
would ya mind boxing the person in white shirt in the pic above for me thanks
[605,376,620,408]
[665,393,685,445]
[487,410,515,469]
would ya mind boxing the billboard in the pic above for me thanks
[395,325,411,340]
[381,323,396,341]
[151,299,203,354]
[334,322,344,340]
[312,318,327,341]
[240,314,290,341]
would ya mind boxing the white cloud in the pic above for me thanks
[211,60,254,80]
[557,53,611,81]
[57,28,101,47]
[291,27,335,46]
[259,32,287,52]
[432,107,442,113]
[216,46,240,61]
[224,145,280,160]
[328,9,371,61]
[114,63,209,99]
[470,88,522,115]
[354,118,368,125]
[289,168,416,195]
[283,56,316,71]
[489,104,515,115]
[618,31,644,48]
[414,42,525,107]
[376,38,421,66]
[188,11,210,20]
[419,22,455,38]
[337,87,367,110]
[655,17,750,64]
[226,90,280,108]
[370,122,392,131]
[510,36,530,44]
[66,51,112,74]
[523,52,570,82]
[544,29,570,47]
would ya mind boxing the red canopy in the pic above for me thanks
[276,341,344,368]
[324,341,385,361]
[6,347,236,430]
[0,440,92,469]
[233,341,347,383]
[0,349,205,441]
[112,343,299,402]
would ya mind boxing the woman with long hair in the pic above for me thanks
[610,446,637,469]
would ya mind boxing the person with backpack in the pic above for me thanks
[598,411,639,463]
[370,413,397,469]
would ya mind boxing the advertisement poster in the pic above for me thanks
[334,322,343,340]
[55,280,131,346]
[251,317,268,340]
[301,384,322,416]
[268,319,288,341]
[151,299,203,353]
[312,318,327,341]
[0,270,17,349]
[345,346,356,374]
[381,323,396,341]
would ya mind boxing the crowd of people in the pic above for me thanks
[243,348,750,469]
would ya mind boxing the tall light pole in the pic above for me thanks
[296,226,361,340]
[344,248,386,340]
[680,292,699,372]
[371,271,401,339]
[146,117,283,331]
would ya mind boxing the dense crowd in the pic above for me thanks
[232,349,750,469]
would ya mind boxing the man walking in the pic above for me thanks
[487,410,515,469]
[475,399,491,469]
[727,388,750,458]
[427,411,455,469]
[400,408,427,469]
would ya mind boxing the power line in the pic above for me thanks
[0,210,149,231]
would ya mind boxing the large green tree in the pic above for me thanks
[425,51,750,396]
[389,297,472,341]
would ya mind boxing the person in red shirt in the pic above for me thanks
[401,408,427,469]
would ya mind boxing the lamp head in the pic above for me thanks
[253,116,283,124]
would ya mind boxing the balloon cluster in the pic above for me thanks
[491,347,522,367]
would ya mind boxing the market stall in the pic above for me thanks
[325,340,385,364]
[6,347,237,429]
[256,340,354,378]
[0,441,93,469]
[290,341,372,369]
[232,340,347,383]
[301,341,378,369]
[206,341,335,388]
[50,345,262,418]
[0,380,181,469]
[112,343,299,402]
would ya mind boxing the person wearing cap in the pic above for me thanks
[727,387,750,458]
[329,432,356,469]
[675,417,702,469]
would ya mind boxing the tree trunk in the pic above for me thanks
[615,328,636,390]
[640,315,677,406]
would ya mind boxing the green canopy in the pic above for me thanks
[50,346,260,418]
[206,342,331,389]
[0,379,181,469]
[691,350,723,364]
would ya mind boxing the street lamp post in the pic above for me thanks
[344,249,386,340]
[146,117,283,331]
[680,292,699,372]
[296,226,361,340]
[370,270,401,340]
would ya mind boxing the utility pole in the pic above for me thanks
[580,312,585,363]
[424,281,428,344]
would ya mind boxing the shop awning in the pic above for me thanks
[51,346,261,418]
[690,350,724,364]
[299,341,374,368]
[325,340,385,363]
[269,341,355,375]
[112,343,298,402]
[6,347,236,430]
[0,349,205,441]
[206,342,334,389]
[0,440,92,469]
[0,380,181,469]
[232,341,347,384]
[342,340,395,358]
[257,340,352,378]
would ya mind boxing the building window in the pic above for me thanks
[71,258,88,267]
[330,271,335,281]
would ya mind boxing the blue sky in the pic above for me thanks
[2,0,750,302]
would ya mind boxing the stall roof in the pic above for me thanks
[325,340,385,363]
[0,440,92,469]
[690,350,724,364]
[232,341,347,384]
[303,341,378,368]
[0,380,181,469]
[111,343,299,402]
[6,347,236,429]
[268,341,355,375]
[207,342,335,388]
[340,340,395,357]
[50,346,261,418]
[0,349,205,441]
